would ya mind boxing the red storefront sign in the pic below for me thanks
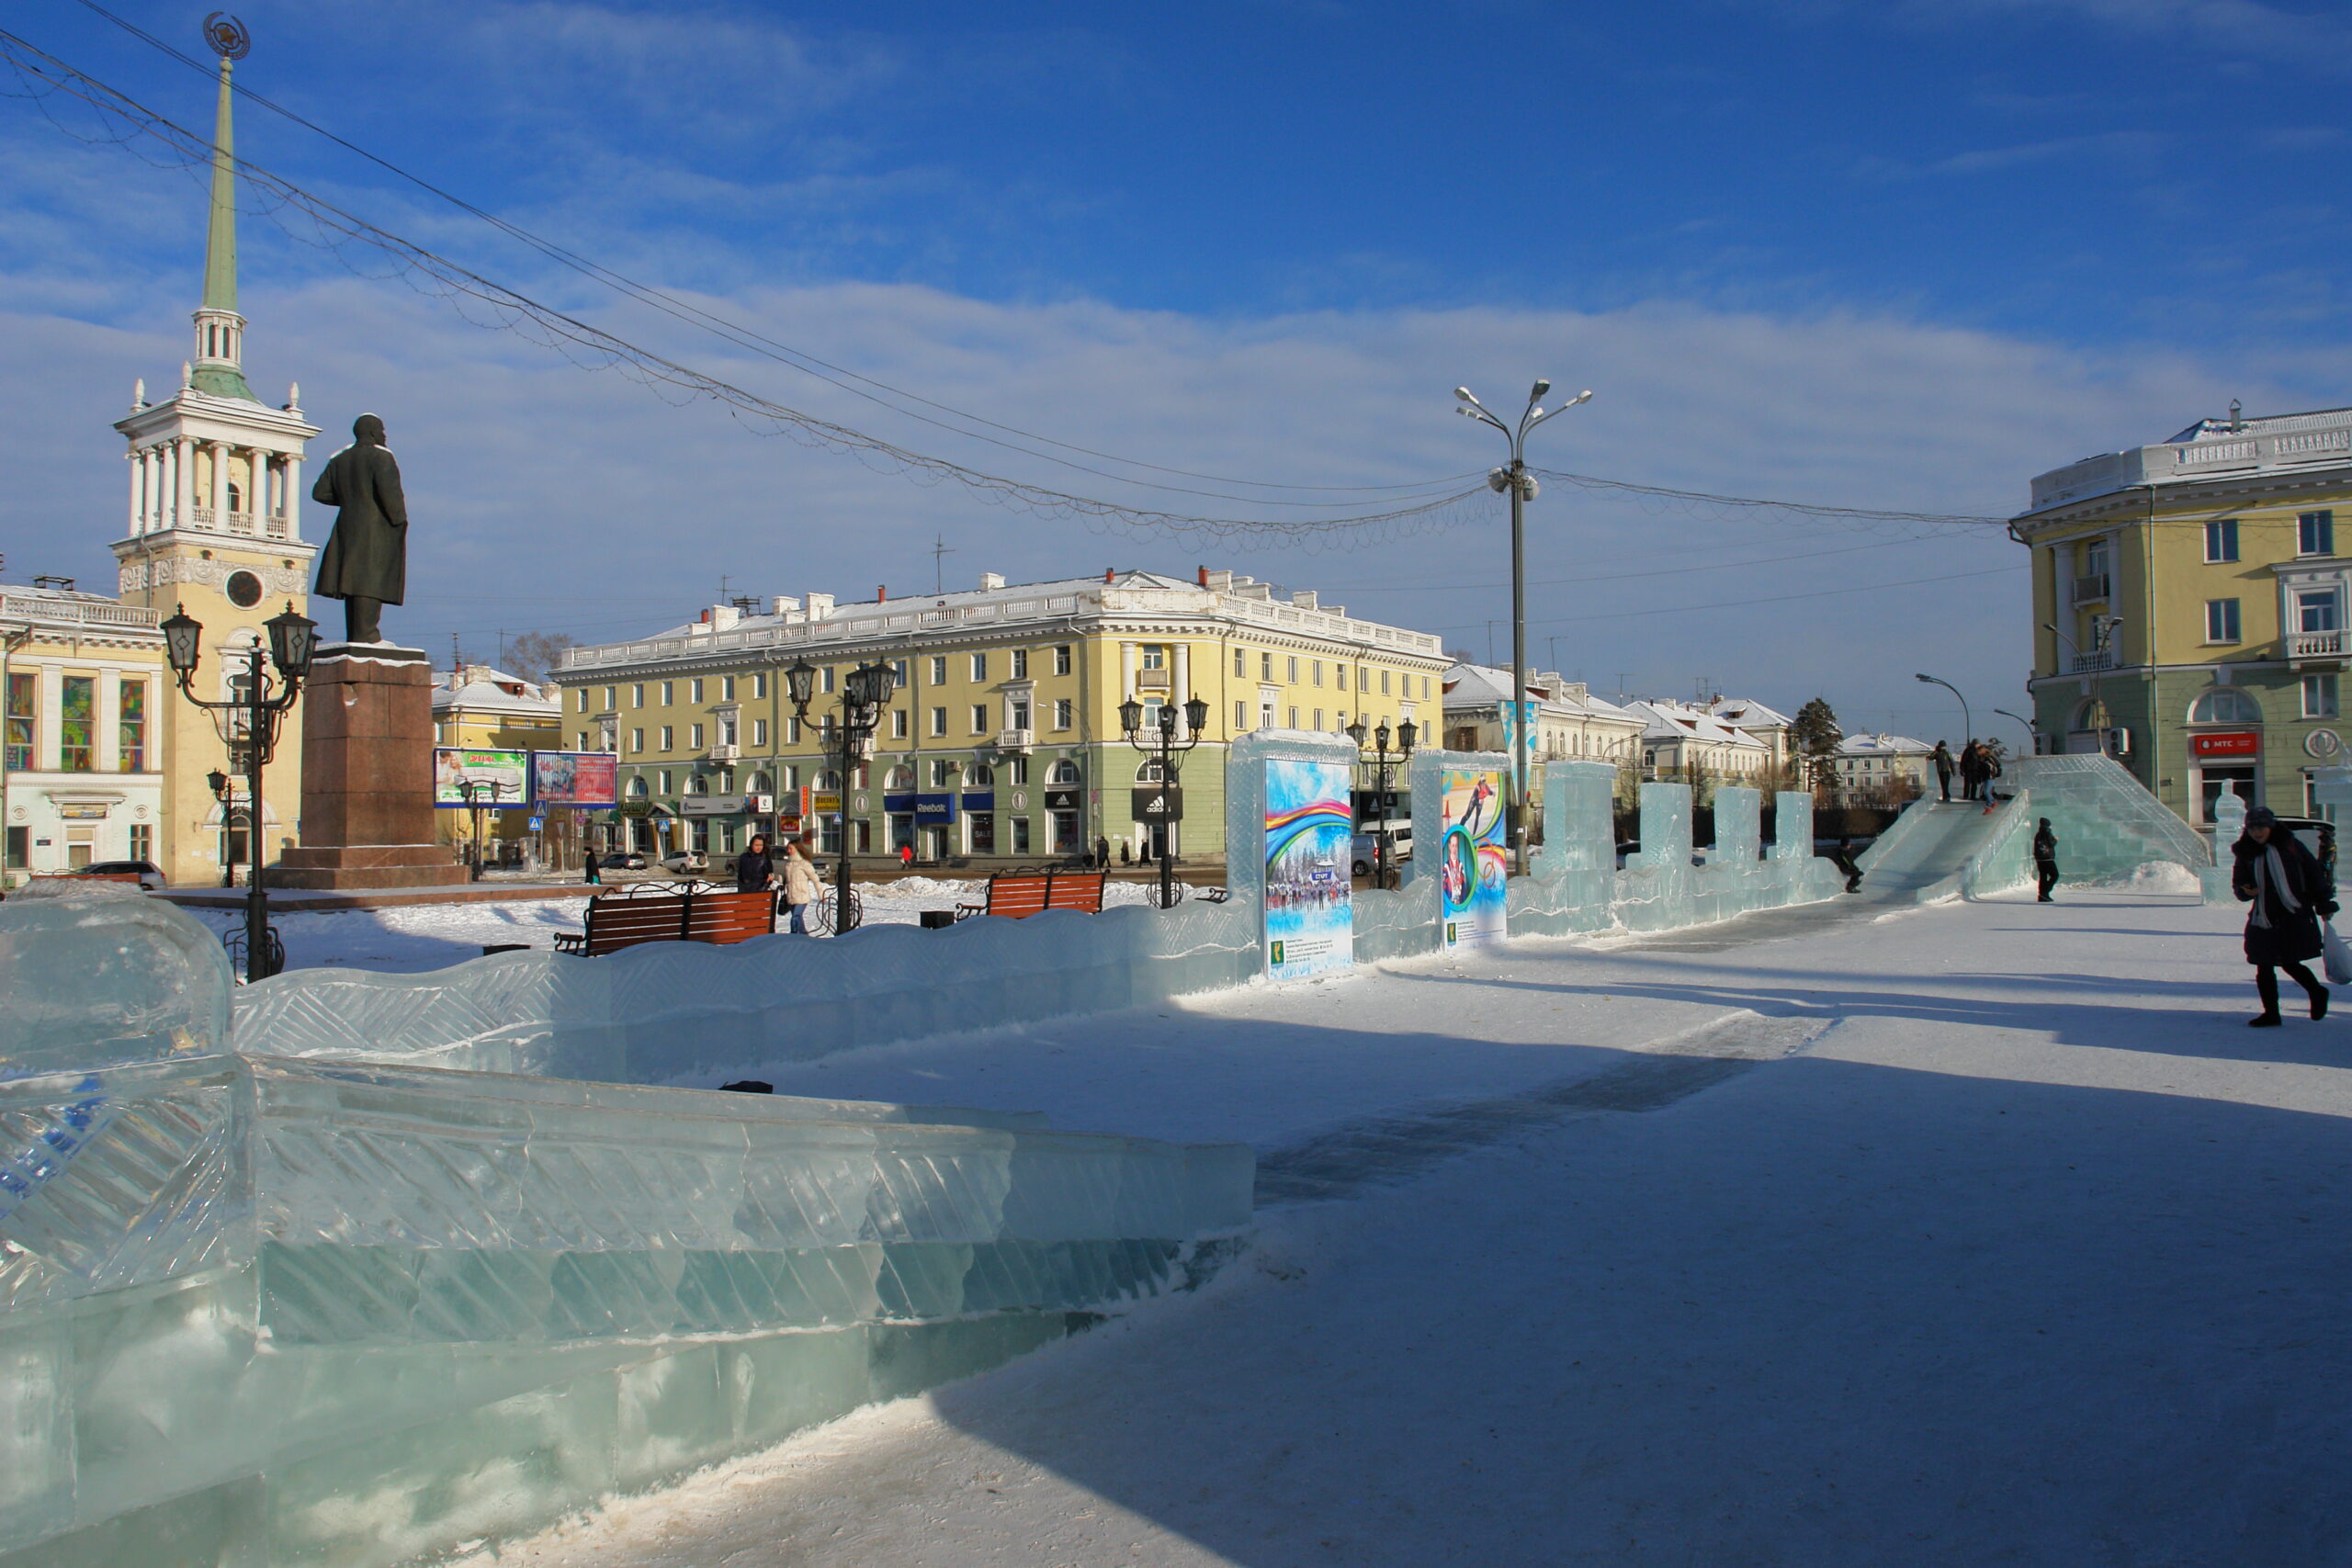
[2191,730,2261,758]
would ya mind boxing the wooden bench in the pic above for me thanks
[954,870,1107,921]
[554,882,775,955]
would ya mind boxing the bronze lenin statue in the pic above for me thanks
[311,412,407,644]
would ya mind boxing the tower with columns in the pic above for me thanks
[108,45,322,888]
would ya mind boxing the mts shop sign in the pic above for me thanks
[2191,730,2261,758]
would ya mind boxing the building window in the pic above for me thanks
[719,715,740,746]
[752,672,767,699]
[660,725,674,750]
[5,671,33,771]
[661,681,674,705]
[1012,649,1029,679]
[931,706,948,737]
[630,683,644,708]
[971,653,988,682]
[931,758,954,788]
[892,709,910,739]
[690,679,705,703]
[2188,688,2262,725]
[1008,756,1029,785]
[659,769,674,795]
[690,723,706,749]
[630,728,645,753]
[1012,816,1032,854]
[1049,758,1081,785]
[119,679,146,771]
[1054,697,1073,729]
[1261,700,1276,728]
[820,666,836,694]
[2306,674,2340,719]
[1288,705,1299,728]
[1009,695,1032,729]
[1055,645,1072,676]
[889,660,909,689]
[2302,511,2336,558]
[971,704,989,733]
[749,717,766,747]
[2298,590,2341,634]
[2206,519,2239,563]
[1381,671,1391,695]
[129,823,153,862]
[1286,656,1298,682]
[1314,708,1324,728]
[603,686,616,709]
[1261,652,1274,681]
[1312,660,1323,687]
[60,676,95,772]
[2204,599,2241,643]
[721,676,735,701]
[1232,648,1246,678]
[787,716,802,743]
[930,657,947,684]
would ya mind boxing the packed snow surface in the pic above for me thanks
[460,885,2352,1567]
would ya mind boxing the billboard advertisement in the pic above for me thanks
[1439,767,1507,949]
[433,748,529,808]
[1262,757,1353,980]
[530,750,619,807]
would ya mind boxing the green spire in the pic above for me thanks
[190,54,254,401]
[204,56,236,311]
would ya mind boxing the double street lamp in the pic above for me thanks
[1456,378,1593,874]
[160,600,319,983]
[453,777,516,881]
[1344,715,1416,889]
[785,655,899,933]
[1120,692,1209,910]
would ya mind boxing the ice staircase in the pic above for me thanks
[2003,754,2212,883]
[1852,799,2021,902]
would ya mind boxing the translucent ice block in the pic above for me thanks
[0,1055,1251,1567]
[0,887,230,1079]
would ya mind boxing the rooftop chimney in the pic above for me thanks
[877,585,888,604]
[1197,565,1208,586]
[806,592,835,618]
[1104,567,1115,583]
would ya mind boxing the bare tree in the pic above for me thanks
[505,630,578,683]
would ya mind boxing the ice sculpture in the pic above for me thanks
[0,1054,1251,1567]
[0,884,230,1078]
[1509,761,1616,938]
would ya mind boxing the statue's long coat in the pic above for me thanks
[311,435,407,604]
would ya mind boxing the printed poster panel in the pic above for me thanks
[1440,767,1508,949]
[433,748,529,808]
[530,750,619,807]
[1263,757,1353,980]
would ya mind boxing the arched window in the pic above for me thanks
[886,763,916,790]
[2188,688,2262,725]
[628,775,650,797]
[1048,758,1082,785]
[687,774,709,795]
[1135,759,1167,783]
[746,771,773,795]
[966,762,994,787]
[816,768,842,793]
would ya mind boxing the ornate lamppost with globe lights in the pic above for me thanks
[1344,715,1417,889]
[785,655,899,932]
[1120,691,1209,910]
[160,600,318,981]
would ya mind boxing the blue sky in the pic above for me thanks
[5,0,2348,735]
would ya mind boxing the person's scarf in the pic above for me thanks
[2251,843,2304,931]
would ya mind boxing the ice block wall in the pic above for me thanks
[0,1055,1252,1568]
[232,894,1258,1083]
[2004,754,2213,884]
[1613,783,1696,931]
[1509,760,1617,938]
[0,883,232,1077]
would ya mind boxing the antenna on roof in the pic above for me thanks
[931,535,956,595]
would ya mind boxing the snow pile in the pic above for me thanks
[2078,860,2205,897]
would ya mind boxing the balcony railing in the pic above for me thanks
[185,507,290,539]
[996,728,1035,752]
[1134,668,1172,690]
[2290,630,2345,660]
[706,742,740,761]
[2071,572,2110,606]
[2069,649,2116,673]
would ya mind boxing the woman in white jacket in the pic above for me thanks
[781,840,823,935]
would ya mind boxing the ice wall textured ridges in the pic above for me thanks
[0,1055,1251,1568]
[0,886,232,1077]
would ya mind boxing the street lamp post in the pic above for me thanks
[1344,716,1417,889]
[160,601,318,983]
[207,768,233,887]
[1992,707,2037,755]
[1913,672,1973,750]
[455,777,515,881]
[1120,691,1209,910]
[1455,379,1593,874]
[785,655,898,932]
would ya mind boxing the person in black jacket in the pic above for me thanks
[2031,818,2058,902]
[2232,805,2336,1026]
[1931,740,1955,803]
[735,832,776,896]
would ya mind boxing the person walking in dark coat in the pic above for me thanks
[1957,741,1983,803]
[311,413,408,644]
[1931,740,1955,803]
[735,832,775,896]
[2031,818,2058,902]
[583,850,602,886]
[1095,835,1111,870]
[2232,805,2336,1026]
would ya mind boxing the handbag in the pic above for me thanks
[2324,919,2352,987]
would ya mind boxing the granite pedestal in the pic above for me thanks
[271,643,469,890]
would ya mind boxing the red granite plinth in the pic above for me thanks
[269,645,469,891]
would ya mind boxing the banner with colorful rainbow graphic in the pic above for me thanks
[1440,766,1508,949]
[1263,758,1354,980]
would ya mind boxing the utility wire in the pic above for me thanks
[1434,564,2026,630]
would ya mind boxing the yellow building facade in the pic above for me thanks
[552,569,1451,865]
[2018,404,2352,828]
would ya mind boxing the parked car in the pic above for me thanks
[596,849,648,871]
[659,850,708,875]
[78,859,166,891]
[1350,829,1412,878]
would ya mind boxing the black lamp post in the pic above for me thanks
[1120,691,1209,910]
[1345,715,1418,889]
[785,654,898,932]
[454,777,515,881]
[206,768,233,887]
[161,601,316,982]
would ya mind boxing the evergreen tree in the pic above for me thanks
[1791,696,1844,796]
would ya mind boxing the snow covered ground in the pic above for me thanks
[460,885,2352,1567]
[188,875,1168,974]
